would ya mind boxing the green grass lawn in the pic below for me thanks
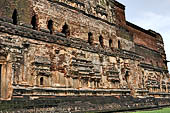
[130,107,170,113]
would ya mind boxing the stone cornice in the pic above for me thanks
[139,62,168,73]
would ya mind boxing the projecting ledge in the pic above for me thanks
[149,92,170,95]
[136,89,149,93]
[13,86,131,92]
[12,86,131,98]
[148,92,170,98]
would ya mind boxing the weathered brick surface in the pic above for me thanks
[0,0,169,112]
[0,96,170,112]
[0,0,33,24]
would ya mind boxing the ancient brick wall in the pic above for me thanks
[126,22,167,69]
[0,0,33,24]
[114,1,126,26]
[0,16,169,100]
[113,1,167,70]
[0,18,137,98]
[0,0,169,101]
[32,0,120,49]
[1,96,170,112]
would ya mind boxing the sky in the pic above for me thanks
[118,0,170,72]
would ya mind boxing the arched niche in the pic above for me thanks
[31,14,38,30]
[0,1,33,24]
[47,19,53,34]
[61,23,70,37]
[12,9,18,25]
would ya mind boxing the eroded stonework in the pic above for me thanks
[0,0,169,100]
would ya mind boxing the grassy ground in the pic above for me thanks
[130,107,170,113]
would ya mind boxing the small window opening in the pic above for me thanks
[40,77,43,85]
[12,9,18,25]
[118,40,121,49]
[48,20,53,34]
[88,32,93,45]
[99,35,104,47]
[109,39,113,48]
[150,60,153,65]
[125,71,129,83]
[156,62,159,67]
[31,15,38,30]
[61,23,70,37]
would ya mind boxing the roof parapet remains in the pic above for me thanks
[114,0,125,10]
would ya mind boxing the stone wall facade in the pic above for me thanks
[1,96,170,113]
[0,0,169,101]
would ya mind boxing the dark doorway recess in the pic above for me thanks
[61,23,70,37]
[31,15,38,30]
[12,9,18,25]
[109,39,112,48]
[88,32,93,45]
[40,77,43,85]
[48,20,53,34]
[99,35,104,47]
[118,40,121,49]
